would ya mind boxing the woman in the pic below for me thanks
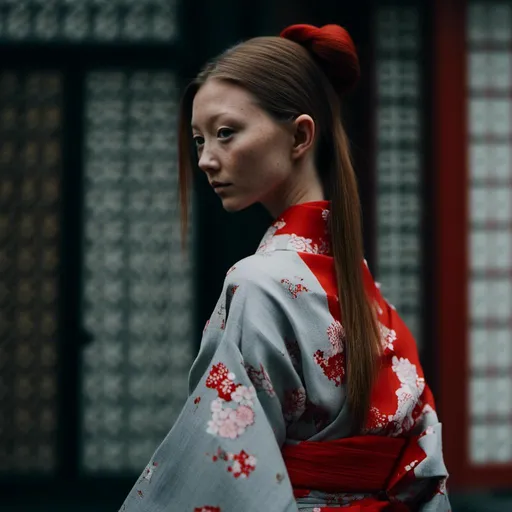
[120,24,450,511]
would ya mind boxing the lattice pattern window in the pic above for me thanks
[81,71,194,473]
[467,2,512,465]
[0,71,63,474]
[375,5,423,347]
[0,0,177,42]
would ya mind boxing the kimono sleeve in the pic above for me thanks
[393,385,451,512]
[119,259,301,512]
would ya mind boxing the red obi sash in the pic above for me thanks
[282,435,425,511]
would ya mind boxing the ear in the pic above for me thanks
[291,114,315,160]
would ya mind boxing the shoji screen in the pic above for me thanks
[375,3,424,348]
[467,1,512,469]
[81,71,194,473]
[0,0,193,480]
[0,0,177,42]
[436,0,512,488]
[0,71,63,474]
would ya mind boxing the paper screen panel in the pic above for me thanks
[0,71,63,474]
[375,4,423,347]
[0,0,177,42]
[81,71,194,473]
[467,1,512,465]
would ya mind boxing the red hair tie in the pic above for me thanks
[280,24,360,94]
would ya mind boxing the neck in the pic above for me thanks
[262,162,325,219]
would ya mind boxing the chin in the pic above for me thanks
[220,196,253,213]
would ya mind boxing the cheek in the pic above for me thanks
[235,134,289,179]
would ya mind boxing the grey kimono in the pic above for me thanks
[120,201,450,512]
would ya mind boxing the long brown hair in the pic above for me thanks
[178,25,381,431]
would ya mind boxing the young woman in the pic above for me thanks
[120,24,450,512]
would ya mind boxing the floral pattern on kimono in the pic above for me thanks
[120,201,450,512]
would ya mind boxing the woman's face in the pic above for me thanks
[191,79,298,215]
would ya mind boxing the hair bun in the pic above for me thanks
[280,24,360,94]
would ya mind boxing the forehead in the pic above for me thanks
[191,79,261,127]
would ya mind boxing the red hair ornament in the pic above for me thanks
[280,24,360,94]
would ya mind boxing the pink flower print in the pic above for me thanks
[327,320,345,355]
[194,507,221,512]
[207,401,251,438]
[228,450,257,478]
[218,416,243,439]
[281,277,309,299]
[245,363,275,397]
[231,385,256,406]
[283,387,307,421]
[235,405,255,428]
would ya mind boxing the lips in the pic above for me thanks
[211,181,231,189]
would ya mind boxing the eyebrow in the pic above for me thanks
[191,112,232,131]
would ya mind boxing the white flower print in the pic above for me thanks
[327,320,345,355]
[231,385,256,406]
[392,357,422,396]
[207,403,252,438]
[210,398,223,413]
[256,220,286,254]
[379,322,397,352]
[287,235,316,253]
[206,363,257,440]
[285,234,330,255]
[387,356,426,435]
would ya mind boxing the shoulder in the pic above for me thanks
[223,253,297,292]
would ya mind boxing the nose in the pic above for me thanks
[197,144,220,174]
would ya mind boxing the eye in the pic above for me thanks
[193,135,205,148]
[217,127,234,140]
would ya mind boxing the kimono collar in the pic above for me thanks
[256,200,332,255]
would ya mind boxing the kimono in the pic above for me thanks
[120,200,450,512]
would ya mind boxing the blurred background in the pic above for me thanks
[0,0,511,510]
